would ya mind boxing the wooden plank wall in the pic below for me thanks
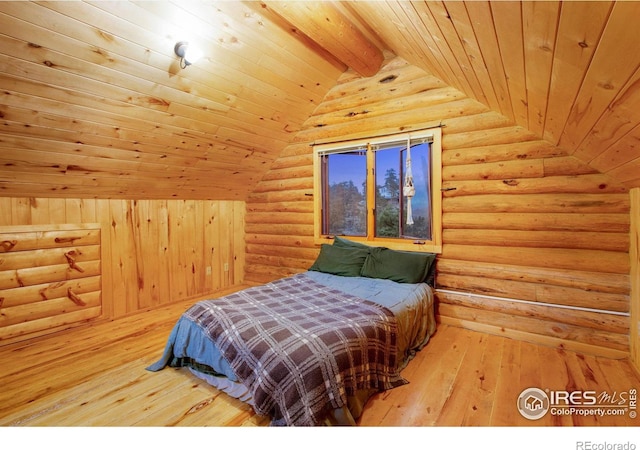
[0,197,244,345]
[0,1,342,200]
[245,57,631,358]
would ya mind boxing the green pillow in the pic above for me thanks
[309,244,370,277]
[332,236,371,251]
[361,247,436,284]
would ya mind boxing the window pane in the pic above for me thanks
[322,152,367,236]
[403,142,432,240]
[375,145,402,238]
[375,142,431,240]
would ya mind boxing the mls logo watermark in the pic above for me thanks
[517,387,637,420]
[517,387,550,420]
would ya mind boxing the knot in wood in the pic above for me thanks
[379,74,398,83]
[0,240,17,252]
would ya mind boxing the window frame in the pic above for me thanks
[313,128,442,254]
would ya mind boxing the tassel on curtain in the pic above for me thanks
[403,137,415,225]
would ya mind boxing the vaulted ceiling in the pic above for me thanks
[0,1,639,200]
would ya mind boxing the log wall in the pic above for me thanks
[0,223,102,342]
[631,188,640,372]
[245,57,631,358]
[0,197,244,345]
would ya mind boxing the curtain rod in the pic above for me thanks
[310,122,445,147]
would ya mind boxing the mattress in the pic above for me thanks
[147,271,435,425]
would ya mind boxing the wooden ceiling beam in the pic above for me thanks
[262,1,384,77]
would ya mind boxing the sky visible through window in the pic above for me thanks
[328,145,430,218]
[325,142,431,239]
[328,152,366,192]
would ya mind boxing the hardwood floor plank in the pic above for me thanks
[435,331,489,425]
[538,346,575,426]
[517,341,548,426]
[490,337,523,425]
[399,325,472,426]
[562,352,599,426]
[593,357,638,426]
[14,365,170,426]
[358,324,464,425]
[461,334,502,426]
[1,297,638,427]
[356,325,464,425]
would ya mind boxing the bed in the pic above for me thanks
[146,237,437,426]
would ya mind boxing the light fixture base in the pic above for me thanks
[174,41,195,69]
[174,41,188,59]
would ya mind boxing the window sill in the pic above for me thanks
[315,235,442,254]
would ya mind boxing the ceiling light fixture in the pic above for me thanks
[174,41,202,68]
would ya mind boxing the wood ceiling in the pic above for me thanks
[0,1,639,200]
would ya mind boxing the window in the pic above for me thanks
[320,146,367,237]
[313,128,442,253]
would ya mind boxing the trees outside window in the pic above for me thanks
[314,129,442,253]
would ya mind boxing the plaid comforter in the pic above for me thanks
[184,272,407,426]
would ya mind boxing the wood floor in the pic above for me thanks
[1,287,639,428]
